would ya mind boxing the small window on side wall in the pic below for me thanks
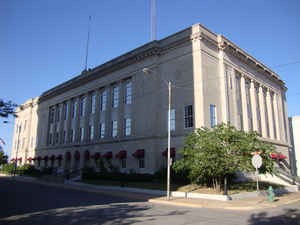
[210,104,217,127]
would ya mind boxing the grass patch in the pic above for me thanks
[81,179,284,195]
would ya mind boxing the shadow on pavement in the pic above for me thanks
[248,208,300,225]
[0,177,188,225]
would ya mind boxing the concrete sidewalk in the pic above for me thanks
[2,174,300,210]
[149,192,300,210]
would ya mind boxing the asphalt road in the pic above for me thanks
[1,177,300,225]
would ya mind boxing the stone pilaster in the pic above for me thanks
[266,89,275,139]
[250,80,258,131]
[258,85,267,137]
[217,35,228,123]
[240,74,249,131]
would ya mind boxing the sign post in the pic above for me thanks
[251,153,262,191]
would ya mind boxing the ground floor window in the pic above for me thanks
[138,158,145,169]
[121,159,126,168]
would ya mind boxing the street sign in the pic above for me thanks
[251,154,263,192]
[252,154,262,169]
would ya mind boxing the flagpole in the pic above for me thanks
[84,16,91,71]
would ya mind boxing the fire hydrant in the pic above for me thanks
[268,186,275,202]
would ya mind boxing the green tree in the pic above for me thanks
[173,123,276,191]
[0,150,8,165]
[0,99,18,118]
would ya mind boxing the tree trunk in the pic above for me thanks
[216,178,221,192]
[223,176,228,195]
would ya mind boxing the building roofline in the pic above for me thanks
[38,23,286,103]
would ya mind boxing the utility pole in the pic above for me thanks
[167,80,171,200]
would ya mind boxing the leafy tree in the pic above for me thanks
[0,99,18,118]
[173,123,276,191]
[0,150,8,165]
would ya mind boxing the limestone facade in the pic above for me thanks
[289,116,300,176]
[11,23,291,174]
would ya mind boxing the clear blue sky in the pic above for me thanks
[1,0,299,157]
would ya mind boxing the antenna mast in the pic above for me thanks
[151,0,156,41]
[84,16,91,71]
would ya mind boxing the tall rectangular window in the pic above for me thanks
[100,90,107,112]
[80,96,86,117]
[125,81,132,104]
[210,104,217,127]
[70,129,74,143]
[112,85,119,108]
[64,103,68,120]
[50,107,55,123]
[89,125,94,140]
[124,118,131,136]
[184,105,193,128]
[139,158,145,169]
[121,159,126,168]
[49,134,53,145]
[62,130,66,144]
[57,106,61,122]
[112,120,118,137]
[99,123,105,139]
[55,132,59,144]
[79,127,84,142]
[90,93,96,114]
[72,100,77,119]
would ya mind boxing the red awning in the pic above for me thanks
[132,149,145,158]
[27,157,33,161]
[270,153,278,159]
[66,152,71,161]
[116,150,127,159]
[43,156,48,161]
[50,155,55,161]
[279,154,287,159]
[18,157,22,161]
[10,158,15,162]
[56,155,63,160]
[270,153,287,160]
[92,152,101,160]
[162,148,176,157]
[75,151,80,161]
[84,150,90,160]
[103,151,113,159]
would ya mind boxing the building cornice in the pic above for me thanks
[218,35,286,89]
[38,23,287,103]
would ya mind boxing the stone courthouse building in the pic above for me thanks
[11,23,291,175]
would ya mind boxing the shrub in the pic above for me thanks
[2,163,15,174]
[18,164,41,176]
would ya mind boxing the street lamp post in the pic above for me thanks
[143,67,172,200]
[167,80,171,200]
